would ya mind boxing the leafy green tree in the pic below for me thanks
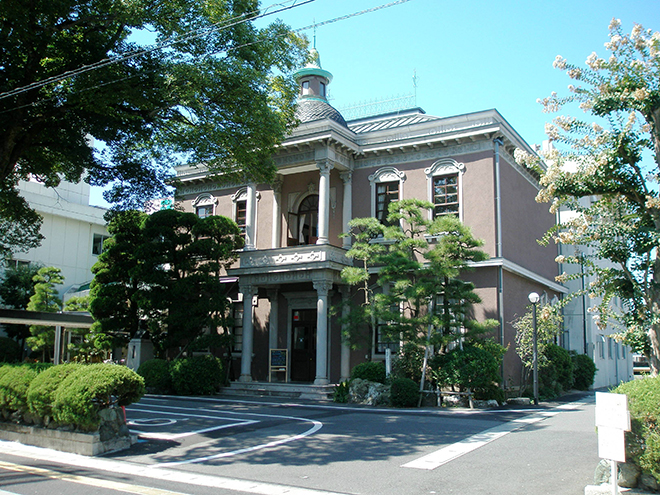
[63,295,110,363]
[0,263,41,353]
[515,19,660,375]
[26,266,64,361]
[90,210,148,347]
[89,209,243,356]
[0,0,308,254]
[512,302,564,396]
[338,200,497,367]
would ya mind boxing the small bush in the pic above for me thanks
[170,355,224,395]
[0,366,38,415]
[572,353,597,391]
[52,364,145,431]
[350,361,386,384]
[539,343,574,399]
[27,363,83,419]
[390,377,419,407]
[333,381,350,403]
[0,337,21,363]
[613,376,660,484]
[137,359,172,394]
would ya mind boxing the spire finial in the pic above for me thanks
[313,18,317,49]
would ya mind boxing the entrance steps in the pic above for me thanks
[219,381,336,401]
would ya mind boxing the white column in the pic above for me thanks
[245,182,257,250]
[316,161,333,245]
[340,171,353,249]
[271,177,283,249]
[339,285,351,381]
[313,280,332,384]
[267,288,279,350]
[239,284,257,382]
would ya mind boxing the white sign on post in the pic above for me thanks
[595,392,631,495]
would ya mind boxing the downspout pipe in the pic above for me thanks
[493,138,505,354]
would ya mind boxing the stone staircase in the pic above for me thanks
[219,382,336,401]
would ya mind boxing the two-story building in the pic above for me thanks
[175,50,565,389]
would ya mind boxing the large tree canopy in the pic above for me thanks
[0,0,307,254]
[515,19,660,375]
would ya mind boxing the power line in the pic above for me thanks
[0,0,316,102]
[0,0,415,113]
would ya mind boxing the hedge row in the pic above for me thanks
[137,355,225,395]
[613,375,660,484]
[0,363,144,432]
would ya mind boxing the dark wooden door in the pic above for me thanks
[290,309,316,382]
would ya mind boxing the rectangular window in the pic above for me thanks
[433,174,459,217]
[376,323,400,354]
[376,181,399,225]
[196,205,213,219]
[235,200,247,238]
[92,234,110,256]
[608,338,613,359]
[232,304,244,353]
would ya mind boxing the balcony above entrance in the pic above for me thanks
[228,244,351,278]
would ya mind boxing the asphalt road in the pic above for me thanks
[0,392,600,495]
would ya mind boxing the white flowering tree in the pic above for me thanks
[516,19,660,375]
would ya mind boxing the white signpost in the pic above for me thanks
[595,392,631,495]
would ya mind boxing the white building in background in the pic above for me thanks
[7,179,109,300]
[558,201,634,389]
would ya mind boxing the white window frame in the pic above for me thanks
[368,166,406,223]
[231,187,260,247]
[193,193,217,218]
[425,159,465,221]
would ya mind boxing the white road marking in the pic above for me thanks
[402,399,589,470]
[126,400,324,467]
[126,405,258,440]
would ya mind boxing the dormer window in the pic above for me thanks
[302,80,311,96]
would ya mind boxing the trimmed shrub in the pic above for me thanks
[613,376,660,484]
[350,361,386,384]
[572,353,597,391]
[137,359,172,394]
[0,337,21,363]
[0,365,38,416]
[390,377,419,407]
[538,343,574,399]
[27,363,83,419]
[429,339,506,402]
[170,355,224,395]
[52,364,145,431]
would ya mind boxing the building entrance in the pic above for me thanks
[290,308,317,382]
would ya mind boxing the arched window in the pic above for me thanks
[425,159,465,220]
[192,193,216,219]
[369,167,406,226]
[297,194,319,245]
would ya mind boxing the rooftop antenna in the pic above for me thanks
[412,69,418,107]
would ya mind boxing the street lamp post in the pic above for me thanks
[528,292,540,406]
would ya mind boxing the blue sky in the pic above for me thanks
[89,0,660,206]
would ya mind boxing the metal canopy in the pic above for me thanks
[0,309,94,329]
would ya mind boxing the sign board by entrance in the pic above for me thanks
[269,349,289,383]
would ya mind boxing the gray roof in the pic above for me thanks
[348,108,436,134]
[295,99,348,127]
